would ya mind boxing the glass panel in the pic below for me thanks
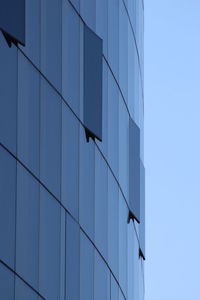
[96,0,108,57]
[0,263,14,300]
[18,52,40,177]
[119,193,128,297]
[108,71,119,179]
[20,0,40,67]
[111,274,118,300]
[94,251,110,300]
[139,161,145,258]
[96,60,108,158]
[80,0,95,30]
[80,232,94,300]
[39,187,61,300]
[66,213,80,300]
[84,24,102,141]
[60,208,65,300]
[95,148,108,260]
[0,33,17,155]
[62,0,81,116]
[108,170,119,280]
[61,103,79,220]
[41,0,62,91]
[0,0,25,45]
[40,78,61,199]
[79,126,95,241]
[16,164,39,290]
[129,118,140,222]
[15,277,38,300]
[69,0,80,12]
[119,97,129,200]
[108,0,119,81]
[0,147,16,269]
[119,0,128,103]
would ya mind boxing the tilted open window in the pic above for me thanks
[129,118,140,223]
[0,0,25,47]
[83,24,103,142]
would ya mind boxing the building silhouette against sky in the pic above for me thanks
[0,0,144,299]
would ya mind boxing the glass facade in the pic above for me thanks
[0,0,144,299]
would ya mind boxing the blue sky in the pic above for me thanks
[145,1,200,299]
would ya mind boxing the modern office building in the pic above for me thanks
[0,0,144,299]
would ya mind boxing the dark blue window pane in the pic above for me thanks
[20,0,40,68]
[0,0,25,46]
[15,278,38,300]
[0,264,14,300]
[84,25,103,141]
[139,161,145,258]
[79,126,95,241]
[18,53,40,177]
[94,251,110,300]
[16,164,39,290]
[129,118,140,222]
[61,92,79,221]
[40,79,61,199]
[66,214,80,300]
[80,232,94,300]
[41,0,62,91]
[0,147,16,269]
[0,33,17,155]
[39,187,61,300]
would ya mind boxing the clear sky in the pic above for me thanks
[145,1,200,299]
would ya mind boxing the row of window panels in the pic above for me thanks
[68,0,144,80]
[0,0,143,116]
[0,42,143,223]
[0,147,144,299]
[67,0,144,108]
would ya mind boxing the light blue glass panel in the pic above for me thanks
[119,193,128,297]
[0,264,14,300]
[80,0,95,30]
[80,232,94,300]
[40,78,61,199]
[95,148,108,260]
[15,277,38,300]
[111,274,118,300]
[96,0,108,57]
[41,0,62,91]
[18,52,40,177]
[108,0,119,80]
[16,164,39,290]
[0,147,16,269]
[66,213,80,300]
[96,60,108,158]
[62,0,80,116]
[119,97,129,200]
[108,71,119,179]
[108,170,119,280]
[79,126,95,241]
[39,187,61,300]
[20,0,40,67]
[94,251,110,300]
[62,103,79,220]
[0,33,17,155]
[119,0,128,102]
[69,0,80,12]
